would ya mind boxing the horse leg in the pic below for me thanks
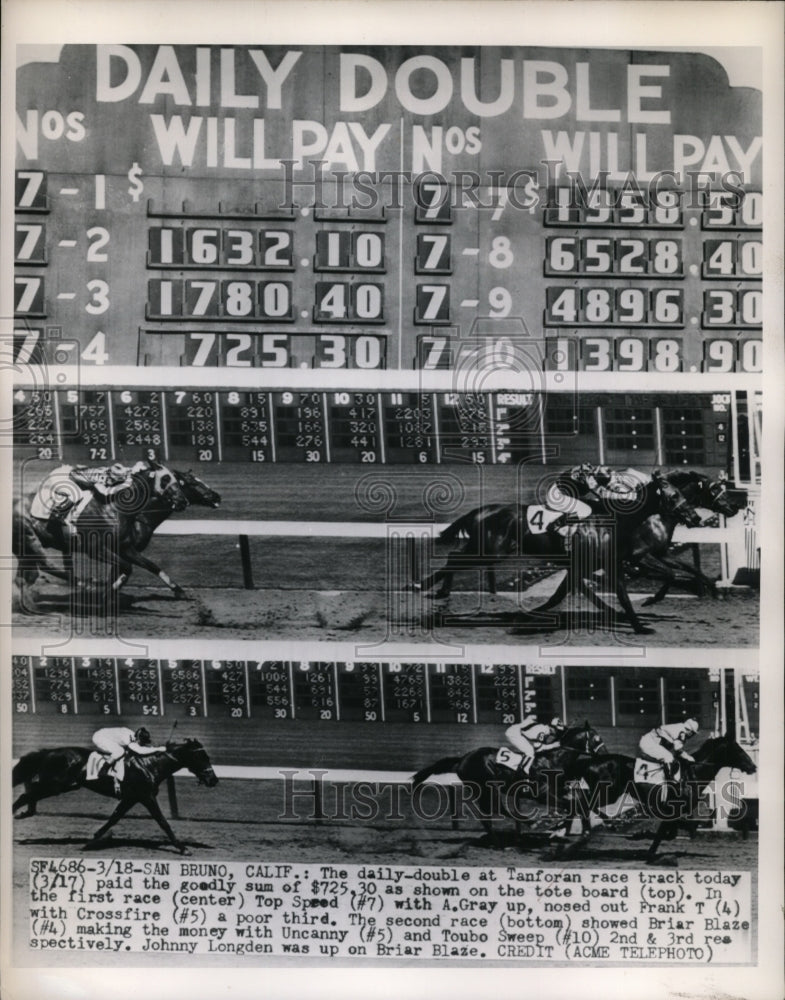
[646,821,669,862]
[614,575,653,634]
[636,555,676,606]
[116,549,189,600]
[486,568,497,596]
[13,787,38,818]
[140,795,189,854]
[86,797,137,845]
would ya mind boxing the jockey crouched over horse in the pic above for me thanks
[412,463,736,634]
[13,447,221,609]
[12,722,218,854]
[411,711,756,860]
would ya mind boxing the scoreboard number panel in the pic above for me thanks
[205,660,250,719]
[336,663,384,722]
[292,662,339,721]
[12,388,741,463]
[74,657,119,715]
[427,664,476,724]
[14,47,763,374]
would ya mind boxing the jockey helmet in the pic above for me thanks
[107,463,128,484]
[134,727,152,745]
[550,716,566,731]
[683,718,699,735]
[594,466,611,485]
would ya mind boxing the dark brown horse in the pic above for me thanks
[13,738,218,854]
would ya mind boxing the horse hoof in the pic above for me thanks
[172,588,188,600]
[177,844,191,855]
[635,625,656,635]
[640,597,655,608]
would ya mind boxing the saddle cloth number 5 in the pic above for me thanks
[495,747,523,769]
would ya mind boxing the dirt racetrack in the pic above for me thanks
[14,463,759,645]
[12,778,758,968]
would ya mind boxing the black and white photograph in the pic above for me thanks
[1,3,782,1000]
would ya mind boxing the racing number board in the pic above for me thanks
[14,46,761,374]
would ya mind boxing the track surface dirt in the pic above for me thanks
[14,462,759,646]
[12,779,758,968]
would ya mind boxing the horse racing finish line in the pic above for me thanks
[27,860,751,964]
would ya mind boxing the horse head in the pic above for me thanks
[694,734,756,775]
[169,738,219,786]
[175,469,222,509]
[143,467,189,512]
[562,722,607,756]
[704,477,740,518]
[652,472,702,527]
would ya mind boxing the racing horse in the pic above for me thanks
[14,467,221,602]
[628,471,740,604]
[558,732,756,862]
[410,722,607,842]
[12,738,218,854]
[414,473,701,634]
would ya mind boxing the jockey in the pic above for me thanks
[44,448,162,535]
[638,717,699,781]
[92,725,167,794]
[505,715,566,776]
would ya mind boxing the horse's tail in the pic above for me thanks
[410,755,462,788]
[12,751,45,786]
[439,511,477,543]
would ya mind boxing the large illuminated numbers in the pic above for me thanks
[260,333,289,366]
[354,284,383,320]
[223,280,254,317]
[704,240,735,276]
[15,170,47,210]
[224,229,254,266]
[488,236,513,269]
[186,279,219,316]
[740,289,762,326]
[13,327,41,363]
[740,193,762,228]
[315,282,347,320]
[188,332,217,366]
[317,334,347,368]
[617,191,645,225]
[416,233,451,273]
[315,231,351,269]
[149,227,183,265]
[14,276,44,315]
[259,281,292,319]
[86,279,110,315]
[547,237,577,272]
[417,336,451,369]
[15,223,46,263]
[583,189,611,225]
[354,233,383,269]
[651,189,681,226]
[704,340,735,373]
[739,240,762,277]
[651,339,681,372]
[740,339,762,372]
[616,337,645,371]
[584,288,612,323]
[545,287,578,324]
[147,278,181,316]
[703,194,735,228]
[188,228,219,265]
[651,289,683,325]
[582,338,612,371]
[86,226,110,263]
[354,335,383,369]
[651,239,681,275]
[582,238,612,273]
[617,239,646,274]
[261,230,293,268]
[415,177,452,223]
[616,287,645,324]
[703,289,735,326]
[414,284,449,324]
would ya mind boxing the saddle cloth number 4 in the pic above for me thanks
[526,506,562,535]
[495,747,523,769]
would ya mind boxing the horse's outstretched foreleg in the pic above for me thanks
[140,795,189,854]
[414,566,451,598]
[115,549,188,600]
[86,797,137,846]
[13,787,38,818]
[614,575,654,635]
[646,821,669,863]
